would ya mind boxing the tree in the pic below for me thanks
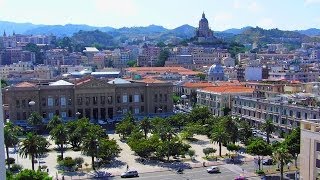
[27,112,43,133]
[140,117,152,139]
[115,119,136,139]
[47,115,62,130]
[172,94,181,104]
[1,79,8,87]
[25,43,44,64]
[155,49,169,67]
[19,133,49,170]
[189,106,211,124]
[4,122,21,170]
[210,123,229,157]
[284,127,300,167]
[273,145,292,180]
[238,121,253,145]
[196,73,206,81]
[50,124,68,159]
[246,138,272,170]
[81,124,106,170]
[168,113,187,130]
[66,118,90,149]
[127,60,137,67]
[226,143,241,158]
[11,169,52,180]
[187,149,195,160]
[97,139,121,163]
[221,117,238,144]
[262,119,275,144]
[203,147,216,158]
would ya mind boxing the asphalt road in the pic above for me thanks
[111,165,262,180]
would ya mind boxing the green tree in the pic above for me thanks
[222,117,238,144]
[168,113,187,130]
[238,121,253,145]
[50,124,68,159]
[262,119,275,144]
[127,60,137,67]
[246,138,272,170]
[47,115,62,130]
[210,123,229,157]
[273,145,292,180]
[189,106,211,124]
[284,127,300,167]
[4,122,21,170]
[1,79,8,87]
[81,124,106,170]
[187,149,195,159]
[97,139,121,163]
[140,117,152,139]
[155,49,169,67]
[66,118,90,149]
[203,147,216,158]
[226,143,241,158]
[27,112,43,133]
[196,73,206,81]
[115,119,136,139]
[172,94,181,104]
[11,169,52,180]
[19,133,49,170]
[25,43,44,64]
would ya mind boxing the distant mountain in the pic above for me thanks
[296,28,320,36]
[222,26,252,35]
[25,24,115,37]
[170,24,196,37]
[116,25,168,35]
[0,21,43,35]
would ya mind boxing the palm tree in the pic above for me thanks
[27,112,43,133]
[262,119,275,144]
[47,115,62,130]
[273,145,292,180]
[4,122,21,170]
[140,118,151,139]
[50,124,68,159]
[210,123,229,157]
[19,133,49,170]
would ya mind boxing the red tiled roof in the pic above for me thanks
[15,82,36,88]
[200,86,254,94]
[183,82,214,88]
[126,67,202,76]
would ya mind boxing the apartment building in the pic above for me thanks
[300,120,320,180]
[2,77,173,126]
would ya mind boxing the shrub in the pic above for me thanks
[10,164,23,172]
[203,148,216,158]
[6,157,15,165]
[57,155,63,162]
[256,169,265,175]
[74,157,84,166]
[14,169,52,180]
[60,157,76,169]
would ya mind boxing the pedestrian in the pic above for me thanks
[47,168,49,173]
[203,162,205,167]
[126,164,129,171]
[62,175,65,180]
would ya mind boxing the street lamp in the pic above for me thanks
[29,100,36,107]
[76,112,81,119]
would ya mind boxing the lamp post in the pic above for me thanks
[76,112,81,119]
[0,81,6,179]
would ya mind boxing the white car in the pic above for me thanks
[207,166,220,173]
[121,170,139,178]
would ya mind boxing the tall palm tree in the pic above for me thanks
[19,133,49,170]
[4,122,21,170]
[140,117,151,139]
[47,115,62,130]
[27,112,43,133]
[273,145,292,180]
[211,123,229,157]
[262,119,275,144]
[50,124,68,159]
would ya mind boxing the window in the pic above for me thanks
[154,94,158,102]
[122,95,128,103]
[48,97,53,107]
[68,98,72,106]
[129,95,133,103]
[123,108,128,114]
[117,96,121,103]
[317,143,320,151]
[22,100,26,108]
[16,100,20,108]
[108,96,113,104]
[93,96,98,105]
[164,94,168,102]
[77,97,82,105]
[85,97,90,105]
[134,108,139,114]
[60,97,66,107]
[48,113,54,119]
[42,98,46,107]
[16,112,21,120]
[68,110,72,117]
[101,96,105,105]
[141,94,144,102]
[42,112,47,118]
[141,106,144,113]
[159,94,162,102]
[61,112,67,118]
[22,112,27,120]
[316,159,320,168]
[134,95,139,103]
[55,98,59,106]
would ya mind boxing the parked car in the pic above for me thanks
[262,158,273,165]
[234,176,247,180]
[121,170,139,178]
[207,166,220,173]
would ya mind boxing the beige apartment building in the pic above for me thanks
[2,77,173,126]
[300,120,320,180]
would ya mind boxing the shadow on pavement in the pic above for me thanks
[135,157,192,170]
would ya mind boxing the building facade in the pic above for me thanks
[300,120,320,180]
[2,77,174,126]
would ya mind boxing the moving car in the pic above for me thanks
[234,176,247,180]
[206,166,220,173]
[121,170,139,178]
[262,158,273,165]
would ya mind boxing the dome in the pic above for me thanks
[200,12,208,23]
[208,64,224,75]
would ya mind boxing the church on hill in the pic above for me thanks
[195,12,216,42]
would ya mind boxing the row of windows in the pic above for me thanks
[16,109,73,120]
[154,94,168,103]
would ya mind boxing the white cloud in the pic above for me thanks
[212,12,234,30]
[94,0,137,16]
[233,0,262,13]
[304,0,320,5]
[257,18,274,29]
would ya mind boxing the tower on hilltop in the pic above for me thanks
[196,12,214,39]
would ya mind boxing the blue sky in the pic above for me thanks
[0,0,320,30]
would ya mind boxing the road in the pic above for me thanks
[111,164,261,180]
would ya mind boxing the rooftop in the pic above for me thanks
[15,82,36,88]
[49,80,74,86]
[199,86,254,94]
[126,67,201,76]
[108,78,131,84]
